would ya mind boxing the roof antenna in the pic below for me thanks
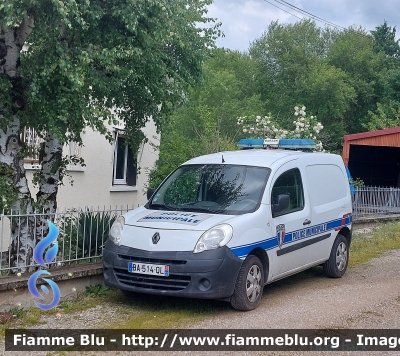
[222,155,225,163]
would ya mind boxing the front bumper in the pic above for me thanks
[103,240,243,300]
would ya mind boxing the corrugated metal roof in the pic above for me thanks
[343,127,400,142]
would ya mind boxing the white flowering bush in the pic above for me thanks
[237,106,324,151]
[237,114,289,138]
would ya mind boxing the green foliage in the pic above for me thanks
[21,0,217,130]
[0,164,18,213]
[148,49,262,188]
[250,20,336,118]
[371,21,400,58]
[85,284,110,298]
[326,27,390,136]
[350,222,400,267]
[9,306,26,319]
[349,177,364,188]
[297,63,356,145]
[147,131,193,189]
[58,210,116,260]
[1,0,221,212]
[366,68,400,130]
[149,19,400,188]
[366,102,400,130]
[247,20,400,149]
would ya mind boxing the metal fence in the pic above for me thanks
[352,186,400,220]
[0,205,136,274]
[2,187,400,274]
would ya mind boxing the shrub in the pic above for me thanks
[58,210,117,261]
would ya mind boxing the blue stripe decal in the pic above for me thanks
[231,214,352,258]
[231,237,277,258]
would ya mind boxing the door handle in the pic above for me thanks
[303,219,311,225]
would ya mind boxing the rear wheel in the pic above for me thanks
[230,255,264,311]
[323,234,349,278]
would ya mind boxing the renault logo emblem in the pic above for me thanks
[152,232,160,244]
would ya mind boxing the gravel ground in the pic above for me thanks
[1,240,400,355]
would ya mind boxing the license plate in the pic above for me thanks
[128,262,169,277]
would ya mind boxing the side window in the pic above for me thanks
[271,168,304,217]
[113,133,137,186]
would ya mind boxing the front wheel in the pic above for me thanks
[323,234,349,278]
[230,255,264,311]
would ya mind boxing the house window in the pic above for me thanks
[21,127,82,165]
[113,132,137,186]
[21,127,44,163]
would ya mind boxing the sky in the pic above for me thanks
[206,0,400,51]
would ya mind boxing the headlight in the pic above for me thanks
[193,224,233,254]
[109,216,125,246]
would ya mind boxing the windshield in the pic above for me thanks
[149,164,271,215]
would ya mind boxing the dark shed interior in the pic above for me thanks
[348,145,400,187]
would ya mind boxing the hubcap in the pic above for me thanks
[335,242,348,271]
[246,265,262,302]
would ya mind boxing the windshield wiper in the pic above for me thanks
[150,202,227,214]
[179,207,227,214]
[150,203,179,211]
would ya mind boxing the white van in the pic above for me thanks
[103,139,352,311]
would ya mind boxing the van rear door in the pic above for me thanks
[304,162,351,264]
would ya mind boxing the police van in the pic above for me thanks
[103,138,352,311]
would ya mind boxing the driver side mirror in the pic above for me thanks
[272,194,290,217]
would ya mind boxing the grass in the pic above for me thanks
[1,221,400,333]
[107,291,231,329]
[349,221,400,267]
[0,288,231,336]
[0,289,110,337]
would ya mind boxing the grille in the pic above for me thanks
[114,268,191,291]
[118,254,187,265]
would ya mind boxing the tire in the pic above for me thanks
[230,255,264,311]
[323,234,349,278]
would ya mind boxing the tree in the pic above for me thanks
[367,22,400,129]
[0,0,220,271]
[250,20,335,116]
[148,48,264,188]
[327,27,388,135]
[371,21,400,58]
[249,20,355,149]
[366,102,400,130]
[184,48,264,140]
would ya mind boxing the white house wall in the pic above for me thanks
[24,121,159,211]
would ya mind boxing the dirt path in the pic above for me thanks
[196,248,400,330]
[1,249,400,355]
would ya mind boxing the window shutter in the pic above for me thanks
[126,145,137,186]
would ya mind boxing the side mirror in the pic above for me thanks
[272,194,290,216]
[147,188,156,200]
[277,194,290,211]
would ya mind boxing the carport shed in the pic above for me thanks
[342,127,400,187]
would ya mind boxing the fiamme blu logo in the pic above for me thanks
[27,220,60,310]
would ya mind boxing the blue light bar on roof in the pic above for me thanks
[237,138,316,150]
[236,138,264,148]
[278,139,316,149]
